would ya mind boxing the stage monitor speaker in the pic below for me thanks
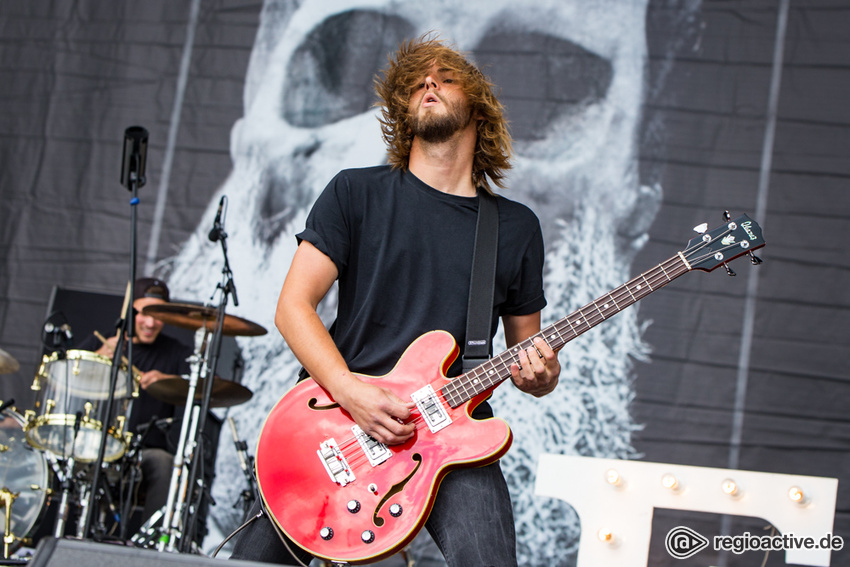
[29,537,263,567]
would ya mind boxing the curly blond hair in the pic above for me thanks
[374,35,513,193]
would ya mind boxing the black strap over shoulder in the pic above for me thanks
[462,190,499,372]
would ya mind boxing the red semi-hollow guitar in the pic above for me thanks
[256,213,765,564]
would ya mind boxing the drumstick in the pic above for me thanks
[93,330,142,377]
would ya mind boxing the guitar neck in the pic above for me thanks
[442,252,691,408]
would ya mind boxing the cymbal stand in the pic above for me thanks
[177,196,238,551]
[158,328,209,551]
[175,299,224,551]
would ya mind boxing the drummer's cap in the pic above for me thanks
[135,277,170,302]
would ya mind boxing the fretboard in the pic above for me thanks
[441,253,691,408]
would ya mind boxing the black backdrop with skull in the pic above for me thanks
[2,1,849,566]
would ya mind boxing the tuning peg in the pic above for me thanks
[748,252,763,265]
[723,210,732,222]
[693,223,708,234]
[723,263,736,277]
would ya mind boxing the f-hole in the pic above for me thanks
[373,454,422,527]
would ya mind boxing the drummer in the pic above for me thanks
[76,277,192,528]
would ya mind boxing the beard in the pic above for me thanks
[409,97,473,144]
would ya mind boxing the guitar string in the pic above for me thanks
[324,237,747,472]
[326,393,445,471]
[443,251,694,405]
[331,365,506,471]
[342,252,687,465]
[442,236,750,405]
[331,409,442,471]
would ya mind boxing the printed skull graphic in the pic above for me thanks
[167,0,671,564]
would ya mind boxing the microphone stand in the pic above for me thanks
[177,203,237,551]
[82,126,148,541]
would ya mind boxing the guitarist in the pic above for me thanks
[231,34,561,566]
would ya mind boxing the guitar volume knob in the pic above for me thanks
[361,530,375,544]
[320,527,334,540]
[347,500,361,513]
[389,503,403,517]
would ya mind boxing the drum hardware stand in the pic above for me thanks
[53,412,82,538]
[82,126,148,542]
[162,404,201,551]
[117,418,154,542]
[156,328,209,552]
[227,417,255,515]
[130,508,164,548]
[75,479,90,539]
[0,488,19,558]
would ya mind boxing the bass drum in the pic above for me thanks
[0,408,52,554]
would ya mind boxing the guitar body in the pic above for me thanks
[255,330,513,565]
[255,213,766,564]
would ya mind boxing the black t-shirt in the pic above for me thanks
[296,165,547,385]
[77,332,192,451]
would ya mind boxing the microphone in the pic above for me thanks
[59,324,73,341]
[120,126,149,190]
[208,195,226,242]
[44,322,73,341]
[137,417,174,433]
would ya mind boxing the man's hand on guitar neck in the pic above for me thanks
[509,336,560,397]
[334,376,416,446]
[503,312,561,398]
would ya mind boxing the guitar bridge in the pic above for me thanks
[318,438,355,486]
[411,384,452,433]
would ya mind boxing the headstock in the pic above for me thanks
[684,211,765,273]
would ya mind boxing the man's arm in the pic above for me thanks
[93,335,174,389]
[275,241,414,445]
[502,311,560,397]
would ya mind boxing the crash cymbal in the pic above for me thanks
[142,303,267,337]
[146,375,253,408]
[0,348,20,374]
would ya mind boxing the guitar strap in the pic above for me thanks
[462,190,499,372]
[297,190,499,380]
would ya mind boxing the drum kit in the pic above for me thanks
[0,303,266,560]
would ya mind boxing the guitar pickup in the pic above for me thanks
[352,425,392,467]
[318,438,355,486]
[411,384,452,433]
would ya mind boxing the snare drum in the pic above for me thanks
[0,408,52,554]
[25,350,137,462]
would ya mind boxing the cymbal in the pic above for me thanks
[0,348,19,374]
[146,376,253,408]
[142,303,267,336]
